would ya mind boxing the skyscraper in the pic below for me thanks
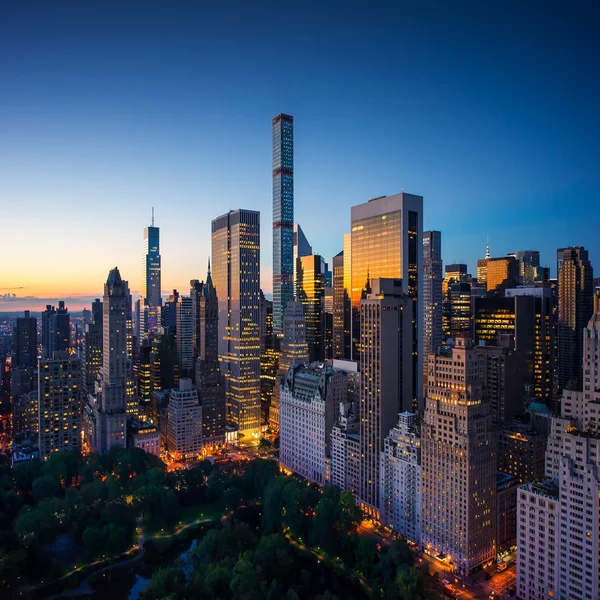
[296,253,327,362]
[421,336,497,578]
[292,223,312,297]
[84,267,134,453]
[486,255,520,292]
[350,192,423,411]
[42,301,70,357]
[272,113,294,335]
[15,311,37,369]
[82,303,103,398]
[422,231,442,388]
[512,250,540,285]
[38,351,82,461]
[175,296,194,375]
[557,246,594,393]
[359,278,413,513]
[332,251,351,359]
[212,209,261,436]
[142,212,162,334]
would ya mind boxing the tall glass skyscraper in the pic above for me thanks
[142,213,161,334]
[272,113,294,335]
[212,209,261,436]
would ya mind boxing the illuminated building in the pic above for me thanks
[269,299,309,432]
[443,281,472,341]
[296,253,327,362]
[15,310,37,369]
[84,267,134,453]
[351,193,423,411]
[38,351,82,461]
[421,336,497,578]
[442,263,468,296]
[194,265,226,449]
[423,231,442,368]
[379,412,422,544]
[167,378,202,460]
[142,213,162,334]
[12,390,38,435]
[476,240,491,287]
[42,301,70,358]
[138,339,151,401]
[128,420,160,457]
[498,420,546,484]
[332,251,351,359]
[517,292,600,600]
[359,278,413,513]
[279,363,347,485]
[82,302,102,398]
[485,255,519,293]
[212,209,261,436]
[272,113,294,335]
[259,291,279,425]
[323,287,333,360]
[473,296,516,343]
[557,246,594,394]
[293,223,312,298]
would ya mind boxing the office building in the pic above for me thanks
[359,278,413,513]
[511,250,540,285]
[477,242,491,287]
[212,209,261,436]
[38,351,82,461]
[269,299,309,432]
[279,363,346,485]
[293,223,312,297]
[175,295,194,374]
[421,336,497,578]
[423,231,443,388]
[166,378,202,460]
[379,412,422,544]
[486,256,520,293]
[142,214,162,334]
[15,311,37,369]
[332,251,351,359]
[193,266,226,449]
[351,193,423,410]
[443,281,472,342]
[272,113,294,335]
[42,301,70,358]
[84,268,134,453]
[296,253,327,362]
[557,246,594,394]
[517,291,600,600]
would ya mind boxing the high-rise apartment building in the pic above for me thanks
[423,232,443,373]
[351,193,423,410]
[142,214,162,334]
[359,278,413,513]
[557,246,594,394]
[84,268,134,453]
[517,292,600,600]
[212,209,261,436]
[421,336,497,578]
[328,398,360,494]
[332,251,351,359]
[82,304,103,398]
[269,299,309,432]
[296,253,326,362]
[379,412,422,544]
[279,363,346,485]
[38,351,82,461]
[166,378,202,460]
[272,113,294,335]
[175,296,194,374]
[15,311,37,369]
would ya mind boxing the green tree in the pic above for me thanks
[32,474,60,504]
[396,566,425,600]
[354,536,378,577]
[140,565,186,600]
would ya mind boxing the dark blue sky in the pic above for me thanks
[1,1,598,304]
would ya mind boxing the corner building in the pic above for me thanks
[421,336,497,578]
[212,209,261,437]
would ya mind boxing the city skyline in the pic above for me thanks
[2,2,598,310]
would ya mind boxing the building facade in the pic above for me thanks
[272,113,294,335]
[423,231,443,373]
[142,217,162,334]
[421,337,497,578]
[212,209,261,436]
[15,311,37,369]
[296,253,326,363]
[167,378,202,460]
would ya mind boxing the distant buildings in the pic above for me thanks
[279,363,346,485]
[38,351,82,461]
[142,215,162,335]
[212,209,261,437]
[272,113,294,335]
[421,336,497,578]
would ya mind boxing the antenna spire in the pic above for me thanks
[152,207,155,227]
[485,236,490,259]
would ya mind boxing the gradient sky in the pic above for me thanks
[1,1,598,311]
